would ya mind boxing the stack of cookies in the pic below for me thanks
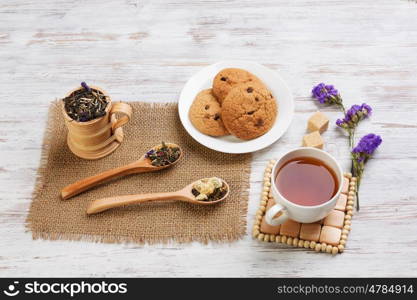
[189,68,278,140]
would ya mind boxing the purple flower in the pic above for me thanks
[350,133,382,211]
[145,149,155,157]
[312,83,340,104]
[352,133,382,162]
[336,103,372,129]
[361,103,372,116]
[81,82,91,92]
[336,119,344,127]
[346,104,362,121]
[78,112,89,122]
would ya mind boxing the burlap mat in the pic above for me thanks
[26,101,252,244]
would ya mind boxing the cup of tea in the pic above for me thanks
[265,147,343,226]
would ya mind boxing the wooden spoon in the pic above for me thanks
[86,178,229,215]
[61,143,182,200]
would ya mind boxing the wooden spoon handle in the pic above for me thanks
[61,161,149,200]
[86,192,180,215]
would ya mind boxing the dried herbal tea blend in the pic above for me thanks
[145,142,181,167]
[192,177,228,201]
[63,82,109,122]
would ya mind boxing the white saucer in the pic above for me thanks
[178,61,294,154]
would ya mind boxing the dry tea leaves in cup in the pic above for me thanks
[63,82,109,122]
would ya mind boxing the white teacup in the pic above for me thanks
[265,147,343,226]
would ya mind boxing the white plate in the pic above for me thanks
[178,61,294,154]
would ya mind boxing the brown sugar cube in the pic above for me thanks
[308,111,329,133]
[260,218,281,235]
[299,223,321,242]
[302,131,324,149]
[341,177,349,194]
[335,194,347,211]
[280,219,301,237]
[323,209,345,229]
[319,226,342,246]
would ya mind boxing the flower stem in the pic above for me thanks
[351,158,364,211]
[355,180,360,211]
[349,130,355,148]
[338,103,346,114]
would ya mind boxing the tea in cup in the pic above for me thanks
[265,147,343,226]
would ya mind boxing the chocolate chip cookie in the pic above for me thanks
[221,83,277,140]
[212,68,263,104]
[189,89,229,136]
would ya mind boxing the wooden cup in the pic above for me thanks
[62,86,132,160]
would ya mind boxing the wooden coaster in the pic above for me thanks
[252,159,356,255]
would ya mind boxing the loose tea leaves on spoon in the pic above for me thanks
[145,142,181,167]
[63,82,109,122]
[192,177,228,201]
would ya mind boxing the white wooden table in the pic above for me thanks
[1,0,417,277]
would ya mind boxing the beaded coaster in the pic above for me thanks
[252,159,356,255]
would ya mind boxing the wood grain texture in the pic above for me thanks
[1,0,417,277]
